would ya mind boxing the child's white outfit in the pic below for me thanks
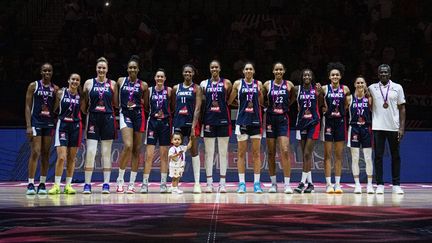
[169,145,187,178]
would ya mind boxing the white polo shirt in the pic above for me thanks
[368,80,405,131]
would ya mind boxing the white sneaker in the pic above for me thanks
[334,184,343,193]
[126,183,136,194]
[326,184,334,193]
[268,183,277,193]
[140,183,148,193]
[392,185,404,194]
[116,179,125,193]
[219,184,227,193]
[160,183,168,193]
[354,184,362,194]
[205,184,213,193]
[171,187,183,194]
[376,185,385,194]
[193,183,202,194]
[366,184,375,194]
[284,185,293,194]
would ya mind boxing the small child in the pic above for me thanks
[169,132,192,194]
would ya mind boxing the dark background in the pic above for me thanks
[0,0,431,128]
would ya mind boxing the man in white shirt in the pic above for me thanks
[368,64,406,194]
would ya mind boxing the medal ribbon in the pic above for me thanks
[245,79,255,102]
[379,81,390,105]
[39,80,50,106]
[67,88,76,115]
[272,80,283,110]
[155,86,164,109]
[355,96,364,116]
[302,85,311,110]
[97,79,106,103]
[211,78,220,101]
[127,77,136,102]
[330,84,341,110]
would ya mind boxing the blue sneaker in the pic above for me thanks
[102,183,110,194]
[237,182,246,193]
[26,183,36,195]
[83,184,92,194]
[37,183,47,195]
[254,182,263,193]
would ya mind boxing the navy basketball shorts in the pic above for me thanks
[235,125,261,141]
[145,118,171,146]
[347,125,372,148]
[31,126,54,137]
[266,113,290,138]
[296,122,320,140]
[55,120,82,147]
[321,117,346,142]
[119,109,145,132]
[86,112,117,140]
[202,124,231,138]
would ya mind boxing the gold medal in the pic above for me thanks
[248,101,253,108]
[358,116,365,125]
[127,101,136,109]
[156,110,164,118]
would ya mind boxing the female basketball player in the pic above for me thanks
[347,76,374,194]
[25,63,59,195]
[81,57,118,194]
[321,62,350,193]
[228,62,264,193]
[200,60,232,193]
[141,69,172,193]
[262,62,294,193]
[293,69,321,193]
[172,64,203,193]
[116,56,149,194]
[48,73,82,195]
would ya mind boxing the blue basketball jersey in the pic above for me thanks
[324,84,346,118]
[149,86,170,119]
[88,78,114,113]
[296,85,320,130]
[268,80,290,115]
[31,80,56,128]
[236,79,261,126]
[203,78,230,126]
[349,95,371,125]
[58,88,81,122]
[173,83,196,127]
[119,77,143,111]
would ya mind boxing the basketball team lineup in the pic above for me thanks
[24,56,406,196]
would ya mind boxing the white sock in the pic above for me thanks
[85,139,98,184]
[326,177,332,185]
[28,178,34,184]
[85,171,92,184]
[143,174,149,184]
[301,172,308,184]
[367,177,373,185]
[207,177,213,185]
[161,173,167,184]
[364,148,373,176]
[54,176,61,185]
[254,173,260,183]
[284,177,290,186]
[103,171,111,184]
[204,137,215,179]
[217,137,229,182]
[335,176,341,185]
[101,140,113,184]
[192,155,200,184]
[220,177,226,184]
[307,171,313,184]
[118,169,125,181]
[129,171,137,184]
[40,176,46,184]
[65,177,72,185]
[238,173,245,183]
[354,177,360,185]
[270,175,277,184]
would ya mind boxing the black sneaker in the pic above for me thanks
[26,183,36,195]
[294,182,305,193]
[37,183,47,195]
[304,183,315,193]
